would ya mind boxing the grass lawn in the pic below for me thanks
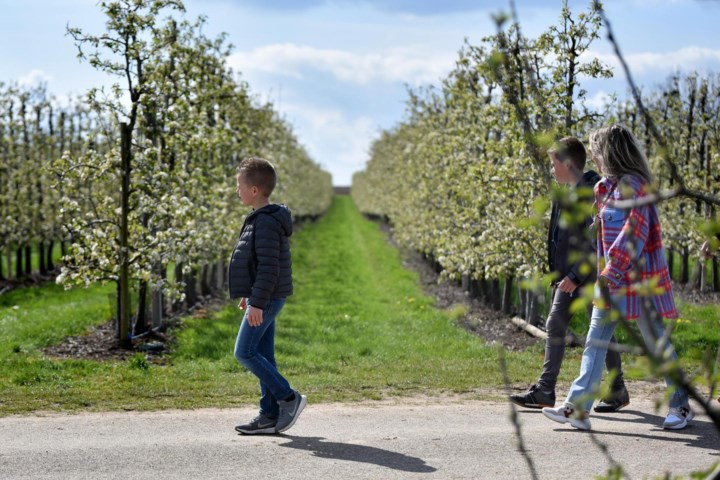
[0,196,717,416]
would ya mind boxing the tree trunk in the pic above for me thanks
[680,248,689,284]
[116,280,122,338]
[528,292,540,327]
[39,241,47,275]
[461,274,470,293]
[479,276,490,305]
[118,123,132,349]
[6,248,12,280]
[469,278,481,300]
[185,267,197,308]
[151,263,164,329]
[713,257,719,293]
[667,249,675,281]
[517,279,527,319]
[135,281,148,336]
[24,245,32,276]
[46,240,55,271]
[15,246,23,279]
[502,275,514,314]
[200,264,212,296]
[693,260,703,290]
[700,260,708,292]
[216,258,225,291]
[174,263,184,312]
[491,279,502,311]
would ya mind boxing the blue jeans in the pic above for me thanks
[566,298,688,413]
[234,298,292,418]
[538,287,624,393]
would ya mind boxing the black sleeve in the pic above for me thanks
[567,213,596,285]
[249,215,281,310]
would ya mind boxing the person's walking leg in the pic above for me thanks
[635,302,692,429]
[542,306,617,430]
[537,287,573,393]
[594,333,630,412]
[258,318,279,419]
[509,287,570,408]
[234,300,293,402]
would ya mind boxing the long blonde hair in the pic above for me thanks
[588,124,653,183]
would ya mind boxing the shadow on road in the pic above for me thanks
[277,436,437,473]
[520,409,719,450]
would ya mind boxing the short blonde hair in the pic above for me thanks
[588,124,653,183]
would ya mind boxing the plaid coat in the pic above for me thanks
[595,174,678,319]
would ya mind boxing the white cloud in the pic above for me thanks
[583,46,720,75]
[18,69,53,86]
[228,43,456,85]
[584,90,614,111]
[281,102,378,185]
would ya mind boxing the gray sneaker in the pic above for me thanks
[542,403,591,430]
[275,390,307,433]
[235,413,277,435]
[663,406,694,430]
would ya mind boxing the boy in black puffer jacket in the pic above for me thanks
[509,137,629,412]
[230,157,306,435]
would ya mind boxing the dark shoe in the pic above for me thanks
[509,384,555,409]
[235,413,277,435]
[275,390,308,433]
[593,386,630,413]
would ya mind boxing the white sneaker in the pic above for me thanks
[663,406,694,430]
[542,403,591,430]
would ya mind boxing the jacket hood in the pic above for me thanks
[577,170,601,189]
[249,204,293,236]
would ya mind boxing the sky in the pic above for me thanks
[2,0,720,185]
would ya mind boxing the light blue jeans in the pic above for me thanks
[234,298,292,418]
[566,297,688,413]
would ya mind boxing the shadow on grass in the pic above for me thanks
[278,435,437,473]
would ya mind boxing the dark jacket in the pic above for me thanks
[228,204,293,309]
[547,170,601,287]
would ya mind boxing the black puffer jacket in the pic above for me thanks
[228,204,293,309]
[547,170,601,287]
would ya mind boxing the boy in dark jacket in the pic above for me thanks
[230,157,305,435]
[510,137,629,412]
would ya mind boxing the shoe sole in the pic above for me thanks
[276,395,308,433]
[509,398,554,409]
[593,401,630,413]
[663,419,688,430]
[235,426,277,435]
[508,397,555,410]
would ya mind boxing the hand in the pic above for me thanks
[238,298,247,310]
[700,240,716,259]
[246,305,264,327]
[557,276,578,293]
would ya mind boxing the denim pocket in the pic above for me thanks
[602,206,628,226]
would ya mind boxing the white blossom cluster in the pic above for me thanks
[1,1,333,313]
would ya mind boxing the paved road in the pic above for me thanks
[1,397,718,479]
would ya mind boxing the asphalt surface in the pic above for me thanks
[1,397,718,479]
